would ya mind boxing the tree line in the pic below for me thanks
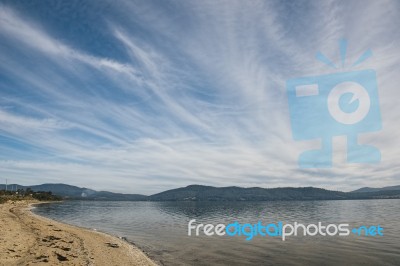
[0,188,62,203]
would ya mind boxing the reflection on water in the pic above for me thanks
[33,200,400,265]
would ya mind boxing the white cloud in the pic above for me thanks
[0,1,399,194]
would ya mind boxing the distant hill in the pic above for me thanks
[149,185,346,201]
[149,184,400,201]
[1,183,399,201]
[352,185,400,193]
[0,183,147,201]
[149,185,341,201]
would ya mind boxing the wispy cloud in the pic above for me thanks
[0,1,399,194]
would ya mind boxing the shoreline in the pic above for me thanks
[0,200,157,265]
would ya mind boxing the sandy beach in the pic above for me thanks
[0,200,157,266]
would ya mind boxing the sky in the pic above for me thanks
[0,0,399,194]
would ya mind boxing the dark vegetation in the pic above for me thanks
[1,183,400,202]
[0,187,62,203]
[149,185,400,201]
[352,185,400,193]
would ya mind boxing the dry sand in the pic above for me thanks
[0,200,157,266]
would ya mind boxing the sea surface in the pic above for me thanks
[33,199,400,266]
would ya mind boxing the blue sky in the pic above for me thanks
[0,0,399,194]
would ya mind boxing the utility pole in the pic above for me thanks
[5,179,7,192]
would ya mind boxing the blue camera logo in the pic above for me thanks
[287,40,382,168]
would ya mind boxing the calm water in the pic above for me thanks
[33,200,400,266]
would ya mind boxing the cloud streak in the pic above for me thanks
[0,0,399,194]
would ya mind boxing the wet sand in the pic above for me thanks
[0,200,157,265]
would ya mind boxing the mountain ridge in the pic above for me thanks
[2,183,400,201]
[0,183,147,201]
[351,185,400,193]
